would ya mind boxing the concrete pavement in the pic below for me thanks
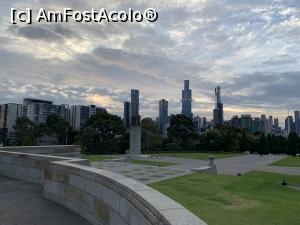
[0,176,91,225]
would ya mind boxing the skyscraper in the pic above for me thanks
[159,99,168,137]
[123,102,131,129]
[70,105,106,131]
[274,118,279,129]
[285,115,294,134]
[213,86,224,126]
[0,103,22,144]
[181,80,192,117]
[294,111,300,136]
[241,114,251,132]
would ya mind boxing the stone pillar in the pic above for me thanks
[129,126,141,155]
[129,89,141,155]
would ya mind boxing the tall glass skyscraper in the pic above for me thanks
[159,99,168,137]
[181,80,192,117]
[123,101,130,129]
[213,86,224,126]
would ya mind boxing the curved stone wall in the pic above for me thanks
[0,150,207,225]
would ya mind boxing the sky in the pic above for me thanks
[0,0,300,125]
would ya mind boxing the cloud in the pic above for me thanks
[0,0,299,126]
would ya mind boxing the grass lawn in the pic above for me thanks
[131,159,177,167]
[84,155,114,162]
[155,152,242,160]
[271,157,300,167]
[150,171,300,225]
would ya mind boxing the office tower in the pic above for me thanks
[295,111,300,136]
[260,115,267,134]
[230,115,240,128]
[89,105,106,117]
[267,116,273,134]
[241,114,252,132]
[159,99,168,137]
[70,105,105,131]
[129,89,141,155]
[23,98,70,123]
[0,103,22,144]
[213,86,224,126]
[123,102,131,129]
[274,118,279,129]
[70,105,90,131]
[23,98,54,123]
[285,116,294,134]
[193,115,202,135]
[251,117,261,133]
[181,80,192,117]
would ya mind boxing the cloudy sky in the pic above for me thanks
[0,0,300,124]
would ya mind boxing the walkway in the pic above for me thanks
[129,154,300,176]
[0,176,91,225]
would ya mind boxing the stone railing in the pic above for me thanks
[0,151,207,225]
[0,145,82,158]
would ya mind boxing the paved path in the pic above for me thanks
[91,161,191,184]
[0,176,91,225]
[125,154,299,176]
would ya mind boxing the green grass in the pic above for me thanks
[84,155,114,162]
[132,159,177,167]
[150,171,300,225]
[155,152,242,160]
[271,157,300,167]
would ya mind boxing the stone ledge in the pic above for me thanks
[0,150,207,225]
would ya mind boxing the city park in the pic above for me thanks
[5,88,299,225]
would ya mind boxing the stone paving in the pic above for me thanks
[0,176,91,225]
[95,154,300,177]
[91,161,192,184]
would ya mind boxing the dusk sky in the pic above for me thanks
[1,0,300,124]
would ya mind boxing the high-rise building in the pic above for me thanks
[70,105,106,131]
[159,99,168,137]
[181,80,192,117]
[22,98,70,123]
[0,103,23,144]
[213,86,224,126]
[260,115,267,134]
[274,118,279,129]
[267,116,273,134]
[193,115,203,135]
[230,115,240,127]
[241,114,252,132]
[294,111,300,136]
[123,102,131,129]
[251,118,261,133]
[285,116,294,134]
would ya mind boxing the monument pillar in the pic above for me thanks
[129,89,141,155]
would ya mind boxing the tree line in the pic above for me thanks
[12,112,300,156]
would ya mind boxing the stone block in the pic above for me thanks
[70,174,86,190]
[102,185,120,212]
[28,168,41,178]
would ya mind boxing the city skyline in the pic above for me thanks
[0,1,300,124]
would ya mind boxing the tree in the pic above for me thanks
[286,132,299,156]
[46,114,71,144]
[80,112,126,154]
[14,117,41,146]
[141,118,163,153]
[167,114,196,147]
[258,134,268,155]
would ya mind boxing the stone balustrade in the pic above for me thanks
[0,150,207,225]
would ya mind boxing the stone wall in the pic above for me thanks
[0,151,207,225]
[0,145,82,158]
